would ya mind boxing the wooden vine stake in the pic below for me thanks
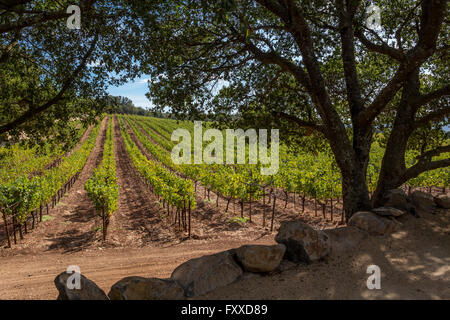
[322,201,326,220]
[183,200,187,231]
[330,198,333,221]
[262,188,266,228]
[2,210,11,248]
[102,207,107,241]
[249,194,252,222]
[31,211,35,229]
[17,217,23,240]
[301,194,306,213]
[225,197,231,212]
[188,199,191,238]
[12,216,17,244]
[271,194,276,232]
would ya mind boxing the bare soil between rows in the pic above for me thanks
[0,117,108,253]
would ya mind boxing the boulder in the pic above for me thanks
[324,226,367,256]
[54,272,108,300]
[406,202,419,217]
[275,221,330,263]
[171,251,243,297]
[434,194,450,209]
[411,190,436,214]
[235,244,285,273]
[372,207,405,217]
[380,189,409,212]
[347,211,399,236]
[108,276,184,300]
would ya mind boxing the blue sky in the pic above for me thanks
[108,77,449,132]
[107,76,229,110]
[107,76,153,109]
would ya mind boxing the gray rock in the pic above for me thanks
[54,272,108,300]
[381,189,409,212]
[434,194,450,209]
[372,206,405,217]
[324,226,367,256]
[411,190,436,214]
[171,250,243,297]
[108,276,184,300]
[406,202,419,217]
[347,211,399,236]
[235,244,285,273]
[275,220,330,263]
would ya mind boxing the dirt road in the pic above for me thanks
[0,238,273,299]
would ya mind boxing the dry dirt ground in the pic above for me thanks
[0,238,273,299]
[1,208,448,300]
[0,115,448,299]
[200,208,450,300]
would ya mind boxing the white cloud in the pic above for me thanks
[87,60,102,67]
[135,78,151,84]
[127,95,153,109]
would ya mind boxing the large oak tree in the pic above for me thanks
[128,0,449,218]
[1,0,448,219]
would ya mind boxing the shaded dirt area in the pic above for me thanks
[200,209,450,300]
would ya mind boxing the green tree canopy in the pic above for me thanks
[125,0,449,217]
[0,0,145,143]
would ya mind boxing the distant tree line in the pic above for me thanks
[105,95,150,116]
[105,95,174,119]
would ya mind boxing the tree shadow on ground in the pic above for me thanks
[198,209,450,300]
